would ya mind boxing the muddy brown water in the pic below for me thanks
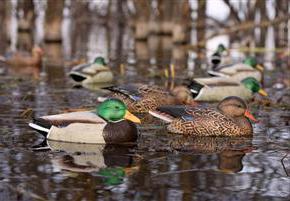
[0,16,290,200]
[0,59,289,201]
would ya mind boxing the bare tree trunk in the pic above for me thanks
[275,0,288,48]
[0,0,7,53]
[17,32,33,51]
[71,0,90,57]
[160,0,173,34]
[107,0,125,66]
[256,0,267,58]
[196,0,206,49]
[258,0,266,45]
[172,0,190,44]
[45,43,63,66]
[45,0,64,42]
[136,41,150,61]
[134,0,150,40]
[17,0,34,32]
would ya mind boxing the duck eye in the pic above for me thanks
[115,106,120,109]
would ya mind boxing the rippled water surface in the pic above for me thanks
[0,58,289,200]
[0,10,290,201]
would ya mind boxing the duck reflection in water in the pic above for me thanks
[218,150,247,173]
[170,136,253,173]
[32,140,140,185]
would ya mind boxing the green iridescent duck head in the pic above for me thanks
[243,57,264,71]
[94,57,106,65]
[97,99,141,123]
[241,77,267,96]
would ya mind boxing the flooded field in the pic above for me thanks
[0,46,289,200]
[0,0,290,200]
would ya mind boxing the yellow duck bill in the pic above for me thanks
[258,89,268,96]
[124,110,141,124]
[256,64,264,72]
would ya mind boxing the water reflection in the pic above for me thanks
[0,1,289,200]
[33,140,140,186]
[169,136,252,173]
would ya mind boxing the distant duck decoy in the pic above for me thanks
[211,44,227,67]
[69,57,113,84]
[208,56,264,82]
[0,46,44,67]
[149,96,257,137]
[181,76,267,102]
[99,83,197,113]
[29,99,141,144]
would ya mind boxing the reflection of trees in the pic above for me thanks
[0,0,289,200]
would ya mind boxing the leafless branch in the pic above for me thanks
[223,0,241,23]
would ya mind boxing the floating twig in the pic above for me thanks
[152,168,212,177]
[281,153,289,177]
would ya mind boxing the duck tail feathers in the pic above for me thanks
[29,118,51,138]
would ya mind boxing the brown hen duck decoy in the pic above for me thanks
[149,96,257,137]
[100,83,197,113]
[0,46,44,67]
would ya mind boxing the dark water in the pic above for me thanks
[0,17,290,201]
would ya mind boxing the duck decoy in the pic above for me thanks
[28,99,141,144]
[99,83,197,113]
[211,44,227,68]
[0,46,44,67]
[176,76,267,102]
[208,56,264,82]
[149,96,257,137]
[69,57,113,84]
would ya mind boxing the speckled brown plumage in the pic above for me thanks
[151,96,254,137]
[167,108,252,136]
[104,84,180,113]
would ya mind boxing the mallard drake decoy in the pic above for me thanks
[100,83,197,113]
[208,56,264,82]
[69,57,113,84]
[0,46,44,67]
[176,77,267,102]
[149,96,257,137]
[29,99,141,144]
